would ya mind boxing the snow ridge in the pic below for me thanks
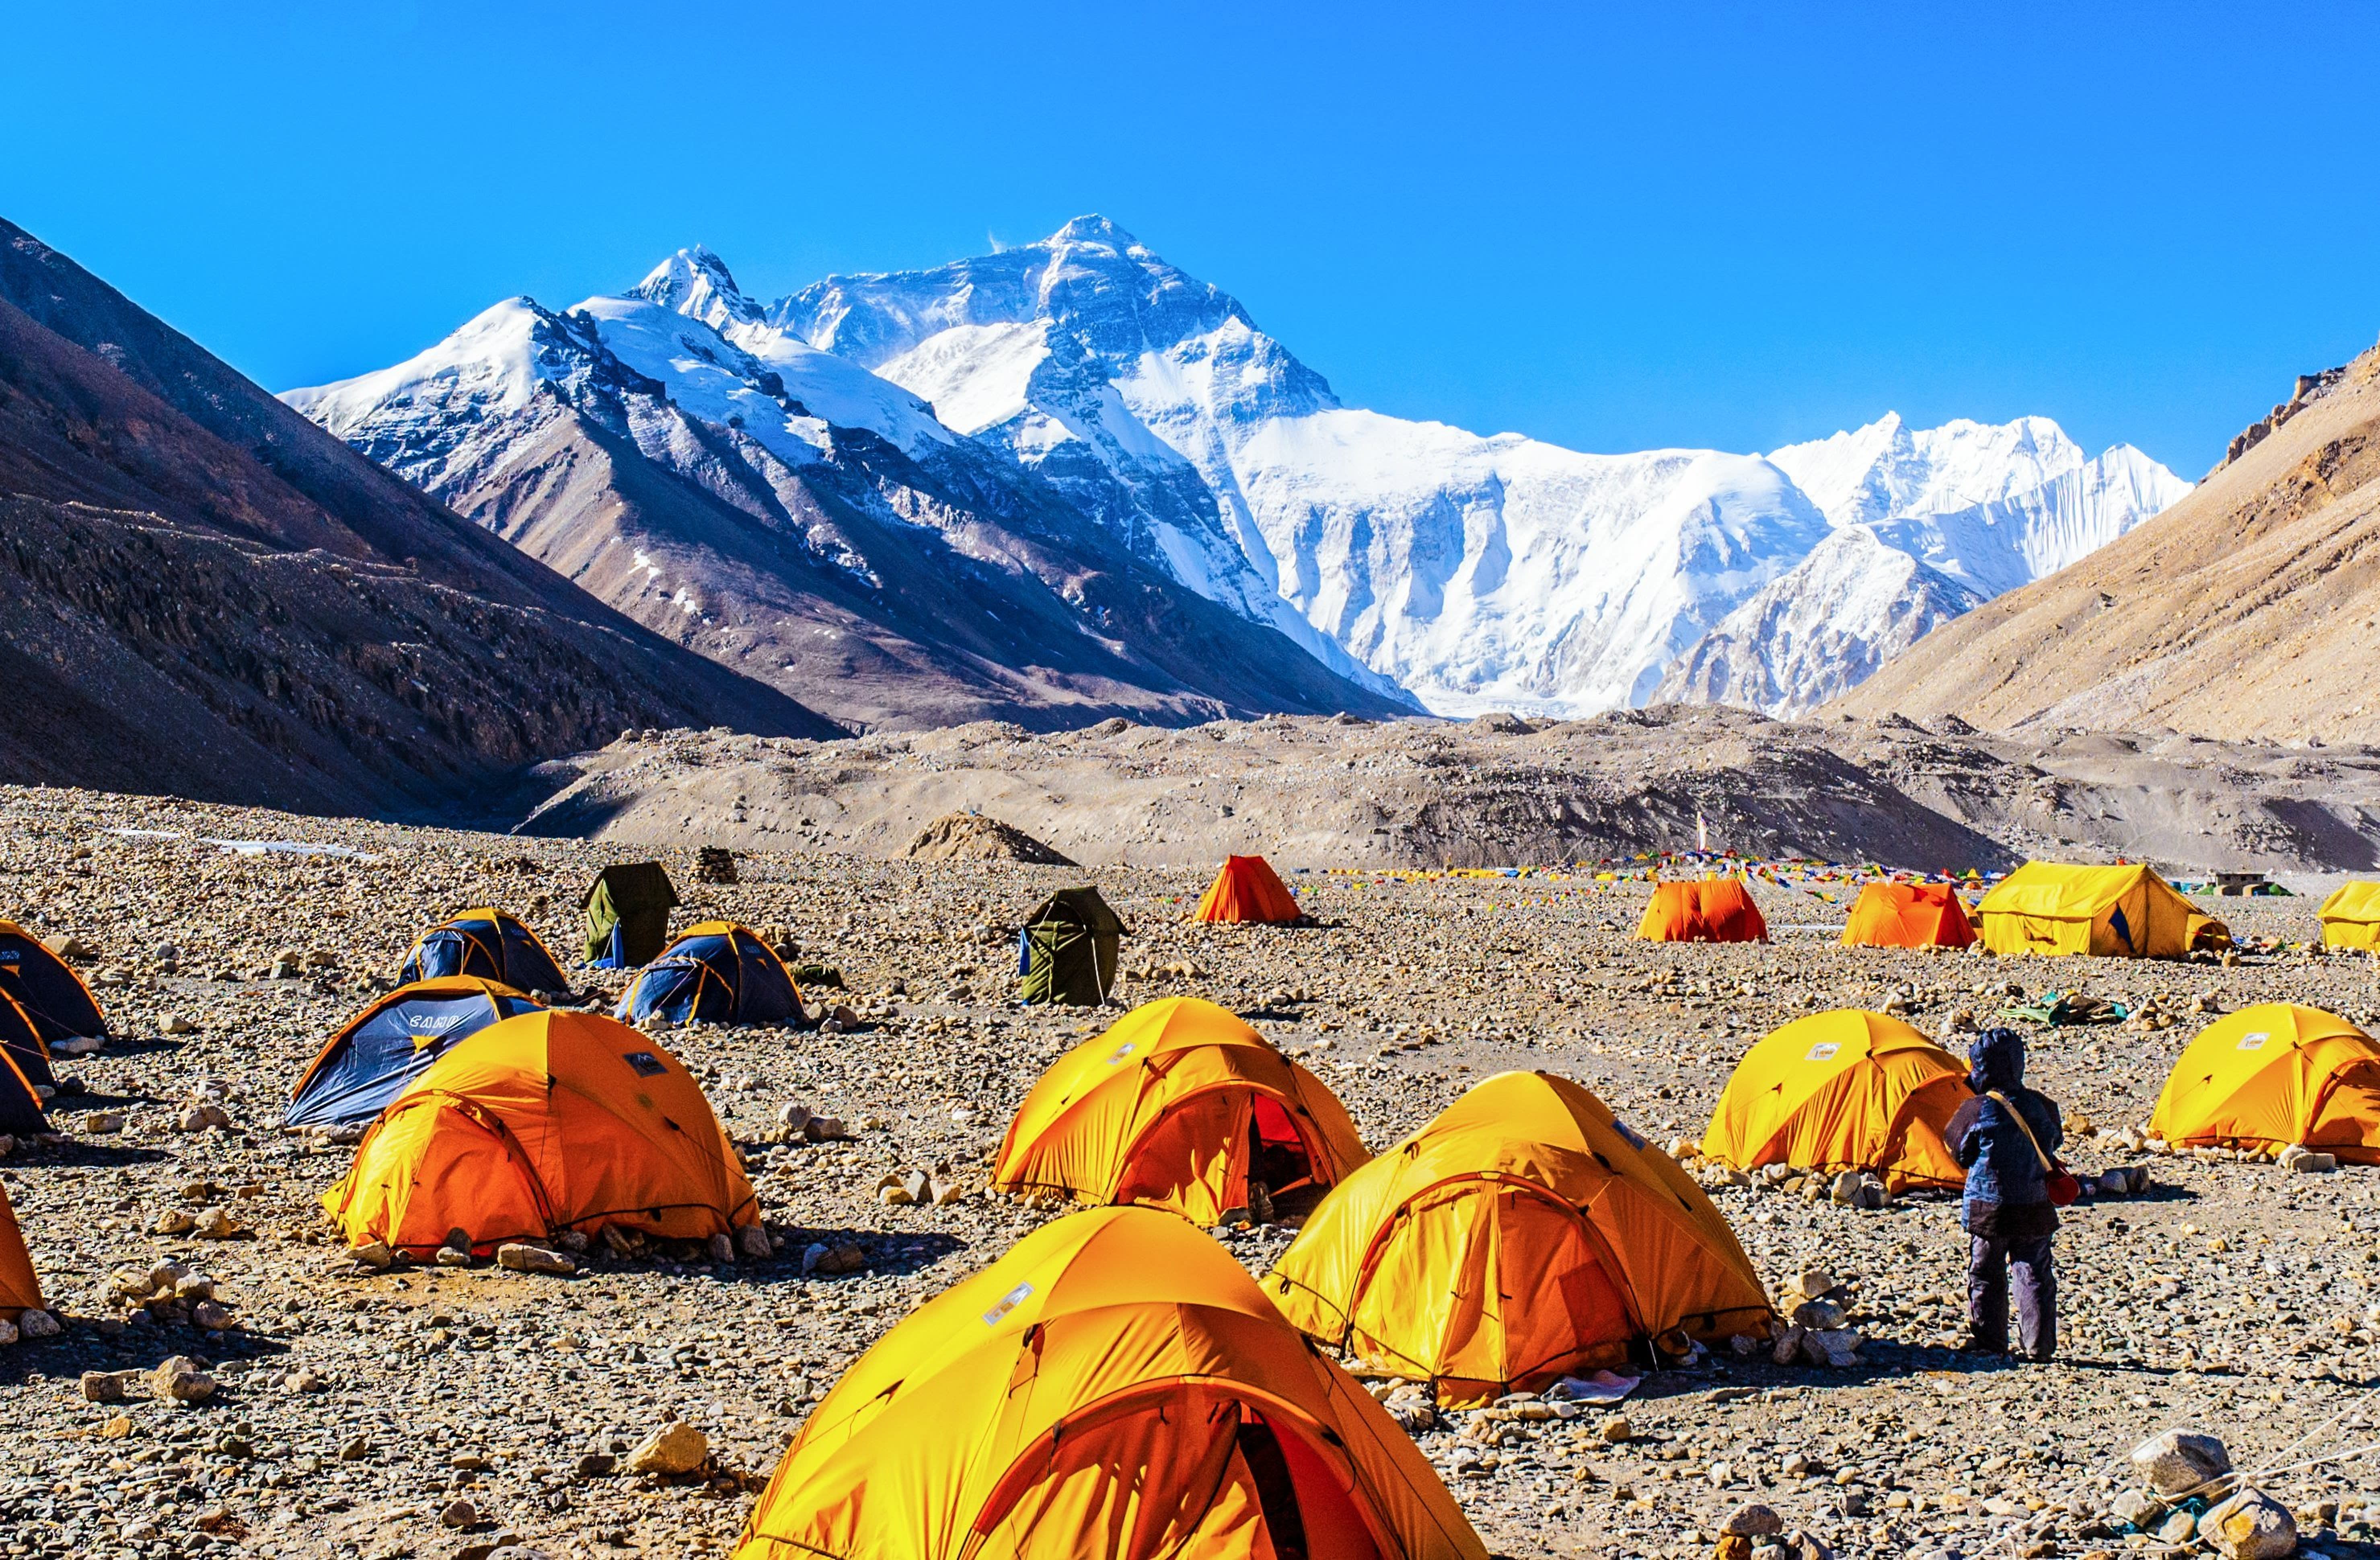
[287,219,2191,720]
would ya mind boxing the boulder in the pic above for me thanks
[495,1243,577,1276]
[2198,1488,2297,1560]
[2131,1429,2233,1496]
[626,1421,709,1476]
[1724,1503,1786,1537]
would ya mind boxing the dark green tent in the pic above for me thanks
[584,862,681,969]
[1016,887,1128,1006]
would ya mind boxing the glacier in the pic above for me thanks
[288,217,2190,723]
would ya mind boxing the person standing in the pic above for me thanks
[1943,1026,2063,1360]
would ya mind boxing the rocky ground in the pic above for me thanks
[4,781,2380,1560]
[516,708,2380,879]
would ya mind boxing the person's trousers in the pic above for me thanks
[1968,1232,2055,1359]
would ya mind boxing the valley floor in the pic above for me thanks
[3,784,2379,1560]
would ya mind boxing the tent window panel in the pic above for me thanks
[1350,1185,1497,1382]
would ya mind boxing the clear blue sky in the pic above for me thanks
[9,2,2377,474]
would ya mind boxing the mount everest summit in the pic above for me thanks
[287,217,2189,727]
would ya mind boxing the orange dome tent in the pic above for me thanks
[733,1205,1487,1560]
[1192,854,1305,924]
[323,1010,757,1257]
[1264,1072,1771,1405]
[1840,882,1975,950]
[0,1182,43,1322]
[1636,878,1768,943]
[991,997,1369,1225]
[1700,1010,1971,1191]
[2150,1004,2380,1162]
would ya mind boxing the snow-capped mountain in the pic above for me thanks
[284,251,1415,732]
[1663,419,2195,712]
[288,218,2189,726]
[760,219,2186,716]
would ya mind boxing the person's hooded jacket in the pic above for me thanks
[1943,1027,2064,1210]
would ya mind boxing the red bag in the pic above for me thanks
[1990,1090,2080,1206]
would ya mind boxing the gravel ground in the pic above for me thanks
[3,782,2380,1560]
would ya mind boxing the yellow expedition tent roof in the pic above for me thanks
[734,1205,1487,1560]
[1264,1071,1771,1404]
[991,997,1369,1225]
[2150,1003,2380,1162]
[1700,1010,1970,1190]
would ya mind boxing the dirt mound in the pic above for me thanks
[904,812,1075,866]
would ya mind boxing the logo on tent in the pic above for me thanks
[2236,1032,2271,1051]
[405,1014,469,1033]
[981,1281,1034,1326]
[1805,1043,1841,1061]
[1105,1043,1136,1066]
[622,1052,670,1077]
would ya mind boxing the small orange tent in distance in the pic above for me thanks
[733,1205,1487,1560]
[1636,878,1768,943]
[1192,854,1305,924]
[2150,1004,2380,1162]
[0,1182,43,1322]
[991,997,1369,1225]
[1840,882,1975,950]
[323,1010,757,1257]
[1266,1071,1771,1405]
[1700,1010,1971,1190]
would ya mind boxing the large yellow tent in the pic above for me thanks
[2150,1004,2380,1162]
[2318,883,2380,950]
[1975,862,2222,957]
[323,1010,758,1256]
[0,1182,43,1321]
[991,997,1369,1226]
[1700,1010,1971,1191]
[1264,1071,1772,1405]
[733,1206,1487,1560]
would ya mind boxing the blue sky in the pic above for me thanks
[7,2,2377,474]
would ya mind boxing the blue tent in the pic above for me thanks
[285,978,545,1128]
[0,922,107,1048]
[615,922,804,1027]
[398,909,571,994]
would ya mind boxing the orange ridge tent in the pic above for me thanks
[1265,1071,1772,1404]
[1192,855,1305,924]
[733,1205,1488,1560]
[323,1009,757,1256]
[2150,1004,2380,1162]
[1699,1010,1971,1191]
[0,1182,43,1322]
[991,997,1369,1225]
[1840,882,1975,950]
[1636,879,1768,943]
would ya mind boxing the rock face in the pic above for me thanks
[1831,343,2380,745]
[0,218,831,815]
[520,704,2380,874]
[904,813,1075,866]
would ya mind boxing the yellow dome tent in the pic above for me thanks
[1975,862,2224,958]
[2150,1004,2380,1162]
[1700,1010,1971,1191]
[991,997,1369,1226]
[733,1205,1486,1560]
[323,1010,758,1257]
[2318,883,2380,950]
[0,1182,44,1321]
[1264,1071,1772,1405]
